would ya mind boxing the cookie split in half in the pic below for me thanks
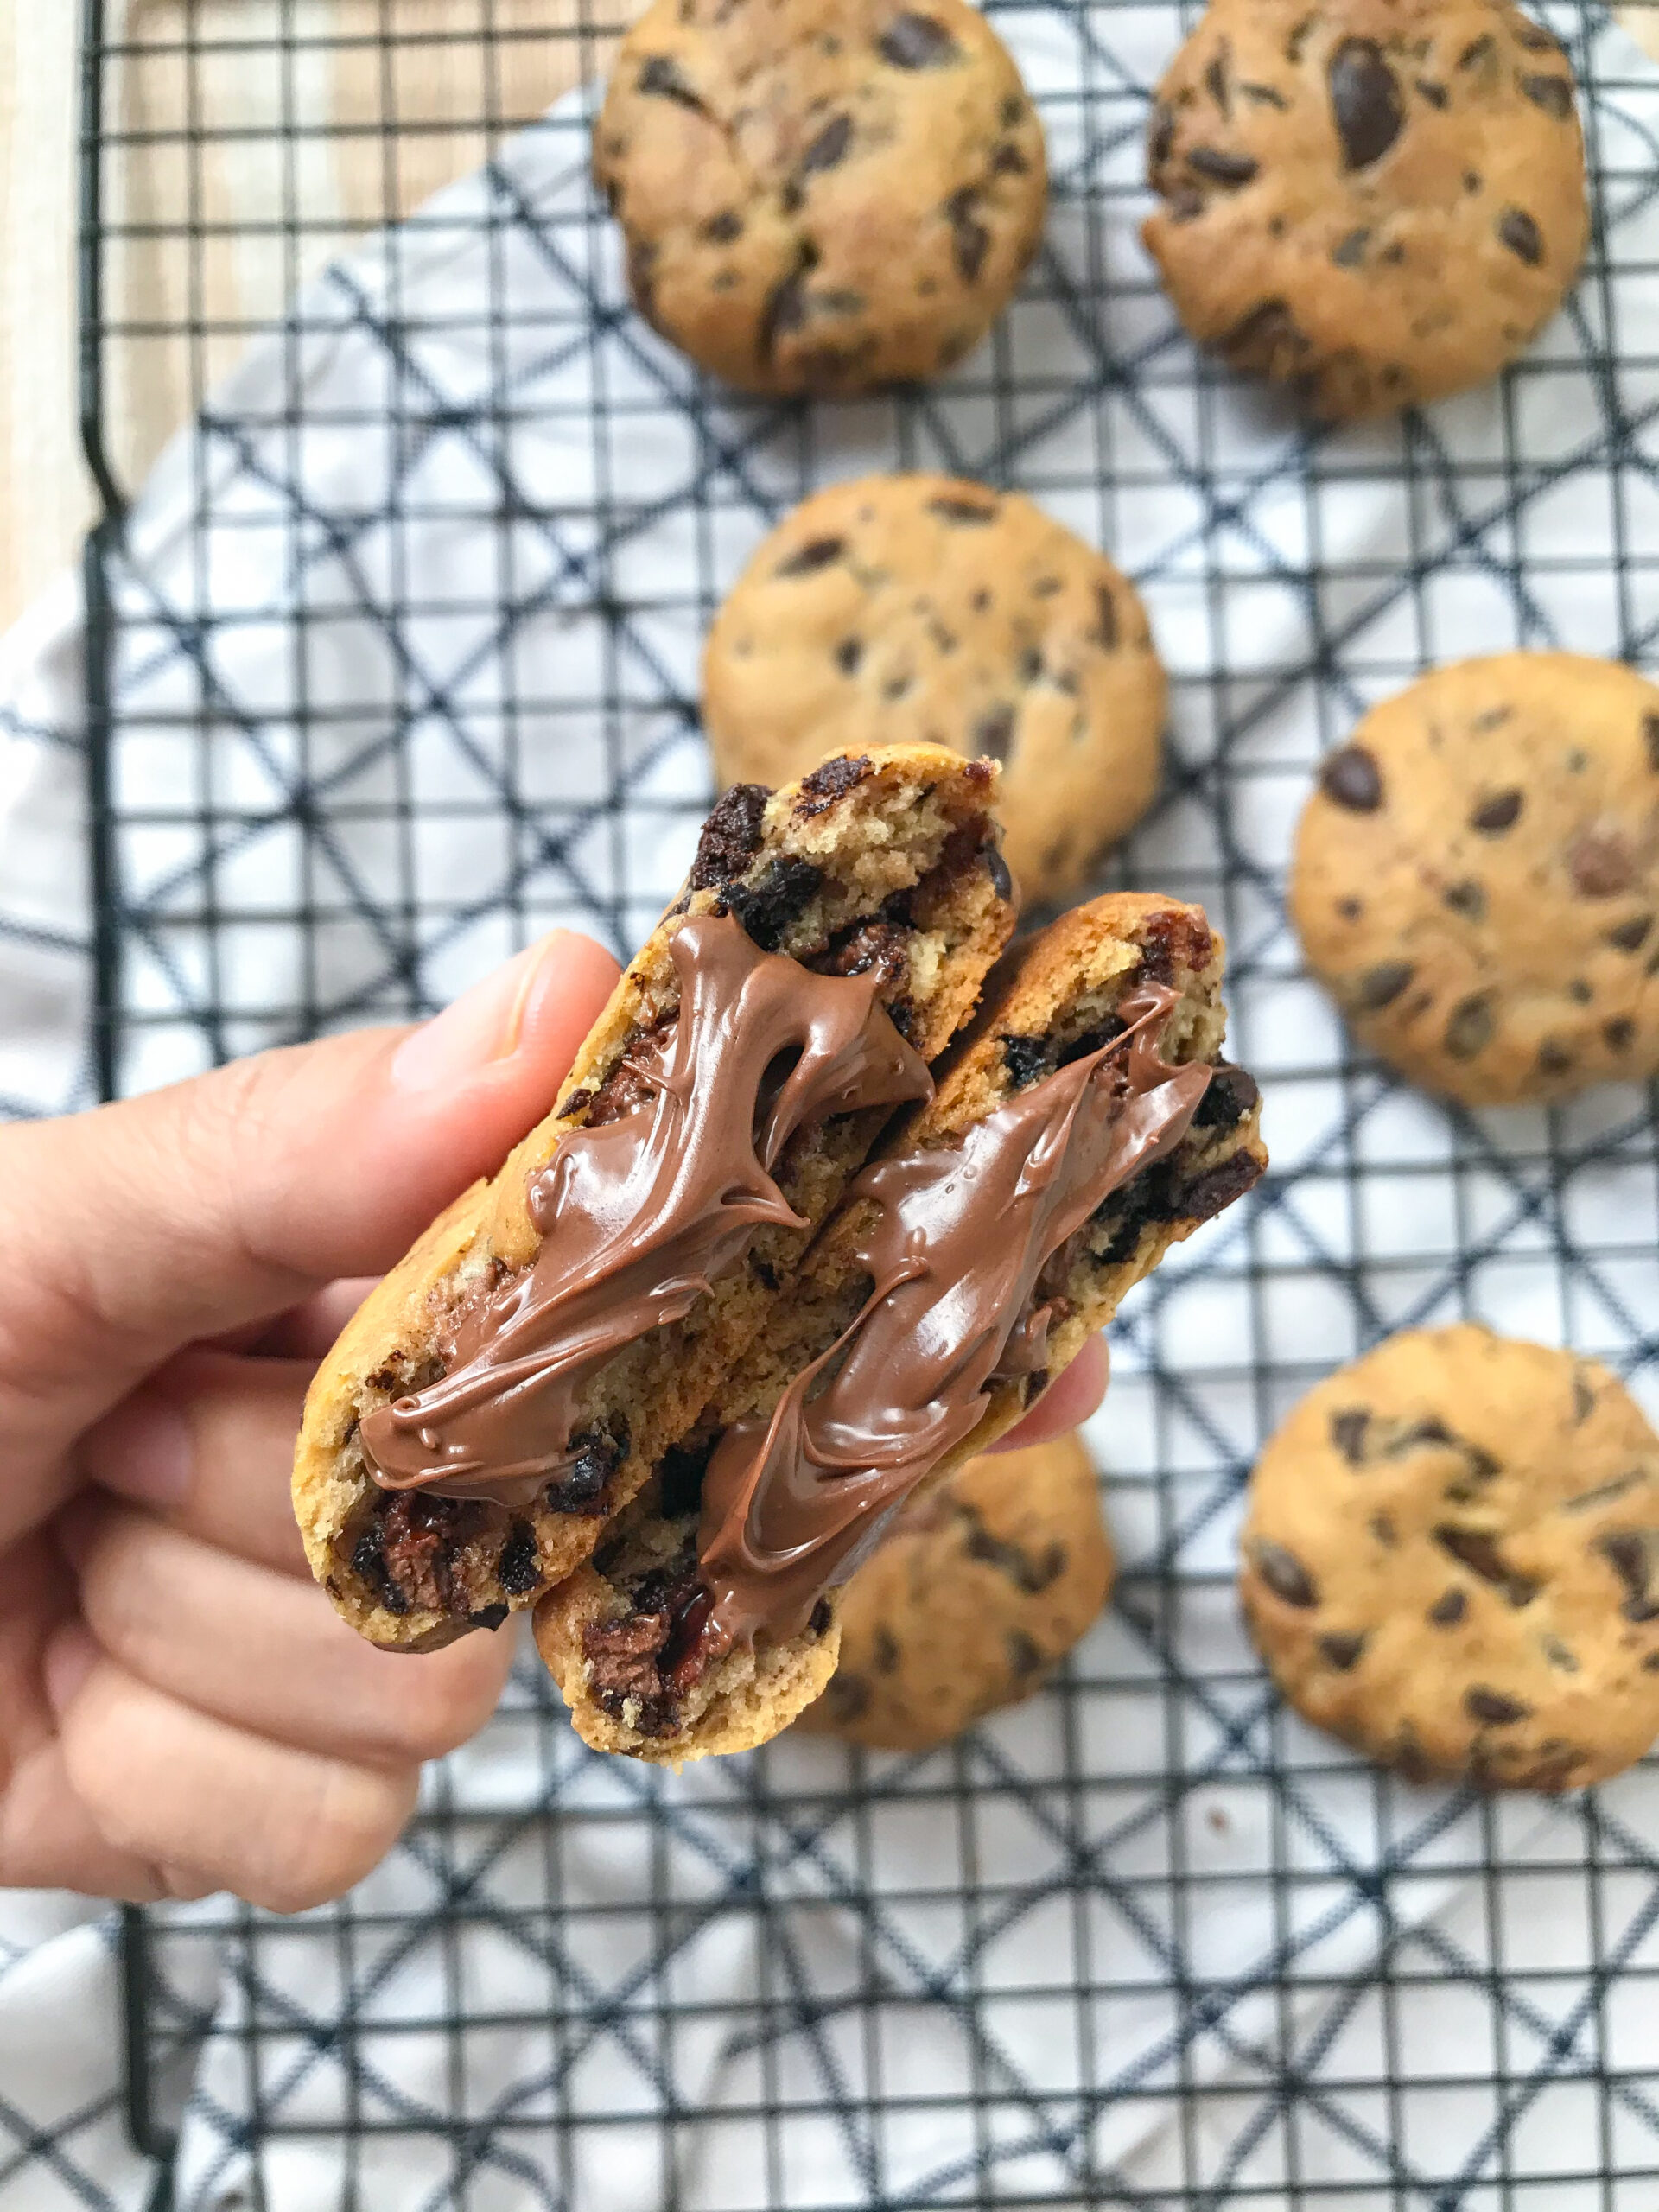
[798,1433,1115,1751]
[593,0,1047,394]
[704,474,1167,906]
[534,892,1266,1762]
[293,746,1016,1653]
[1144,0,1588,419]
[1242,1324,1659,1790]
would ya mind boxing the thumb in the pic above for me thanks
[1,930,620,1416]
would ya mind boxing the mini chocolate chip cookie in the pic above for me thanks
[704,475,1166,904]
[1242,1325,1659,1791]
[1143,0,1588,418]
[594,0,1047,395]
[1291,653,1659,1105]
[798,1435,1114,1750]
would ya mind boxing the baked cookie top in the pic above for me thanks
[703,474,1166,904]
[1242,1324,1659,1790]
[1142,0,1587,418]
[593,0,1046,393]
[1291,652,1659,1106]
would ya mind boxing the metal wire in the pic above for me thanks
[77,2,1659,2206]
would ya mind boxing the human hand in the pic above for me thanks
[0,929,620,1911]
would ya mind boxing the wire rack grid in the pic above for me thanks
[71,2,1659,2207]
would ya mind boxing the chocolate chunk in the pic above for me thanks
[800,114,853,175]
[1443,879,1486,922]
[690,783,770,890]
[1331,1408,1371,1465]
[1444,995,1495,1060]
[1192,1061,1260,1130]
[808,918,909,988]
[1252,1537,1319,1608]
[1328,40,1404,170]
[1433,1525,1539,1608]
[1319,1631,1366,1670]
[974,703,1015,764]
[468,1602,509,1632]
[794,752,871,813]
[658,1435,715,1520]
[928,493,998,525]
[702,209,743,243]
[986,842,1013,901]
[498,1521,542,1596]
[352,1523,410,1616]
[877,12,959,69]
[725,855,824,950]
[1606,914,1652,952]
[1465,1685,1531,1726]
[1520,73,1573,120]
[1597,1530,1659,1623]
[1497,208,1544,266]
[1178,1150,1264,1223]
[1332,227,1370,268]
[1567,828,1635,897]
[1352,961,1414,1011]
[808,1598,834,1637]
[1429,1587,1467,1626]
[1095,583,1118,650]
[548,1429,625,1515]
[1001,1033,1050,1090]
[1471,787,1523,834]
[1187,146,1259,187]
[637,54,702,108]
[943,188,990,282]
[776,536,844,578]
[1319,745,1383,810]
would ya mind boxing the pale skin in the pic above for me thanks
[0,931,1109,1912]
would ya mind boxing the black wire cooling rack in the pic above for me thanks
[74,2,1659,2207]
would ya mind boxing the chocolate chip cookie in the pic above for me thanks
[798,1435,1114,1751]
[1242,1325,1659,1790]
[703,475,1166,904]
[594,0,1047,395]
[1291,652,1659,1105]
[1143,0,1588,418]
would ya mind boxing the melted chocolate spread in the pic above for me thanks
[359,914,933,1506]
[695,989,1212,1656]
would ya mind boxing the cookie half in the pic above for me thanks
[1143,0,1587,419]
[1242,1324,1659,1789]
[536,892,1266,1761]
[704,474,1166,905]
[594,0,1047,394]
[294,747,1015,1651]
[798,1434,1114,1751]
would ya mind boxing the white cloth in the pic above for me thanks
[4,7,1659,2207]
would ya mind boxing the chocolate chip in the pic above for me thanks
[498,1522,542,1596]
[1537,1038,1574,1077]
[1330,1408,1371,1465]
[702,210,744,245]
[1568,828,1635,897]
[808,1598,834,1637]
[928,494,998,525]
[1319,745,1383,810]
[637,54,702,108]
[1414,78,1448,109]
[1607,913,1652,951]
[1149,103,1176,166]
[1353,961,1414,1012]
[1178,1150,1264,1223]
[1602,1017,1635,1053]
[549,1429,625,1515]
[689,782,769,890]
[1444,995,1495,1060]
[973,703,1015,764]
[726,855,824,950]
[800,113,853,175]
[794,752,872,813]
[1541,1636,1579,1673]
[1429,1587,1467,1626]
[1319,1631,1367,1670]
[1188,146,1259,187]
[1095,583,1119,650]
[1497,208,1544,266]
[823,1673,870,1722]
[946,190,990,282]
[1465,1685,1531,1726]
[1332,227,1370,268]
[1370,1512,1398,1548]
[1205,38,1231,113]
[993,141,1028,175]
[760,243,816,360]
[1471,787,1523,834]
[1328,40,1404,169]
[870,1623,900,1673]
[1597,1529,1659,1623]
[1519,73,1573,120]
[1192,1061,1260,1130]
[1644,712,1659,772]
[1007,1630,1046,1679]
[658,1434,715,1519]
[1434,1525,1539,1608]
[1443,879,1487,922]
[352,1524,410,1616]
[1001,1033,1050,1090]
[776,535,844,578]
[1458,34,1497,72]
[877,13,959,69]
[1253,1538,1319,1608]
[986,842,1013,902]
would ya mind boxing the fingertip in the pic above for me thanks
[988,1335,1110,1452]
[42,1619,100,1719]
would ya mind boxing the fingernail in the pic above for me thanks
[100,1392,195,1507]
[43,1622,100,1719]
[390,934,569,1096]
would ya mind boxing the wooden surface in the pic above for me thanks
[2,4,1656,639]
